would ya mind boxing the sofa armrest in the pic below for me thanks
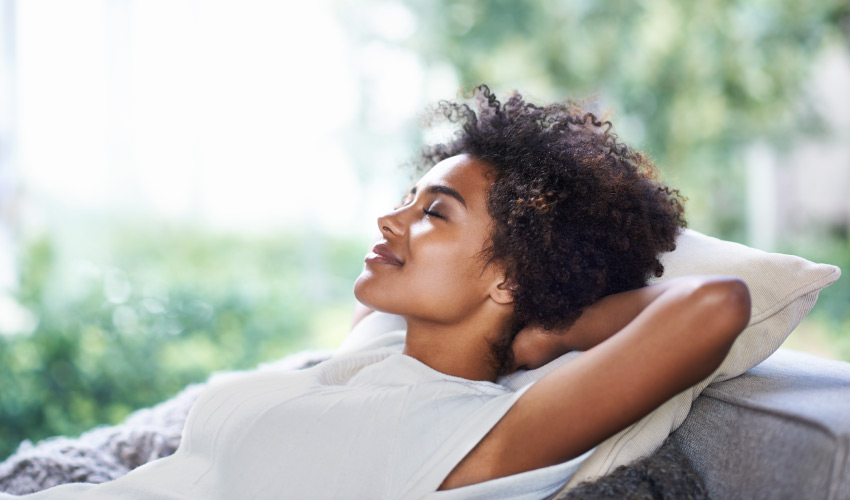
[673,348,850,500]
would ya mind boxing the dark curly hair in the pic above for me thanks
[416,86,686,373]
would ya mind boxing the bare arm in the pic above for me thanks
[441,275,751,489]
[512,278,711,369]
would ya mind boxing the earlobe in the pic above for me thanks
[491,277,516,305]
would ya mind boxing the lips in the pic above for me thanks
[366,243,404,266]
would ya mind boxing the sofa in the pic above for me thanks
[673,348,850,500]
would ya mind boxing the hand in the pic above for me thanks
[511,324,572,371]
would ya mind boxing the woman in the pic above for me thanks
[1,87,750,499]
[349,86,749,496]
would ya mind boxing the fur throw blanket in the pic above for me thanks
[0,351,707,499]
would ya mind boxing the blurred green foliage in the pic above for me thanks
[0,223,366,460]
[344,0,850,239]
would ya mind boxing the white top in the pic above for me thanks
[4,332,589,499]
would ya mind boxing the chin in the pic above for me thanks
[353,271,380,310]
[353,272,369,302]
[354,272,404,316]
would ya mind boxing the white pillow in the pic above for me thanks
[556,228,841,489]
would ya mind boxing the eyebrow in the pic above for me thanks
[410,185,467,208]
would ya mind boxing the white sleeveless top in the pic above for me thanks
[3,333,589,499]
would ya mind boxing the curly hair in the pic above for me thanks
[416,85,687,373]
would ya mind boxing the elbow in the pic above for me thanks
[713,277,751,338]
[692,276,751,358]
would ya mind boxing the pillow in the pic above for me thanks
[552,228,841,489]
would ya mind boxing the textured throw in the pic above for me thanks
[0,351,706,499]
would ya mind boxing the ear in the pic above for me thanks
[489,271,516,305]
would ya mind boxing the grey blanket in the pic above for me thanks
[0,351,706,499]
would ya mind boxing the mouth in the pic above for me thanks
[365,243,404,266]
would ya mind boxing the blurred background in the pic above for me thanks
[0,0,848,460]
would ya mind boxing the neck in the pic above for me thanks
[402,310,512,382]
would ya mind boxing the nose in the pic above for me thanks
[378,208,406,238]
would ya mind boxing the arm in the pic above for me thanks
[512,277,717,369]
[441,275,751,489]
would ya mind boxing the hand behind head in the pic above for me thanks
[510,324,572,371]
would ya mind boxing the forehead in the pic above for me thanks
[417,154,493,206]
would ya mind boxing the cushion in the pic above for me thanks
[648,229,842,384]
[551,228,841,489]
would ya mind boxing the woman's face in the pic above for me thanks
[354,154,505,325]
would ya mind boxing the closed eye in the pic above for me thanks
[423,208,444,219]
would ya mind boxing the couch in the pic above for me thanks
[673,348,850,500]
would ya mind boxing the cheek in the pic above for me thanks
[407,252,491,312]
